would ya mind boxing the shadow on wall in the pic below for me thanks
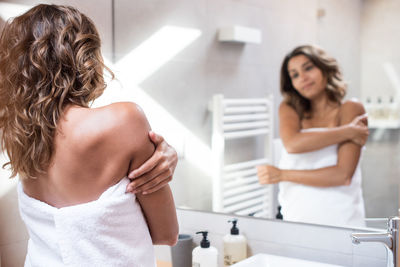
[0,16,5,32]
[0,183,28,267]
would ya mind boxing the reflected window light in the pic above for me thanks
[383,62,400,100]
[115,25,201,85]
[95,26,211,176]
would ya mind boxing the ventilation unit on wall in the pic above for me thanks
[218,26,262,44]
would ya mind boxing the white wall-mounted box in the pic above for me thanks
[218,26,262,44]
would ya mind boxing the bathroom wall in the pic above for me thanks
[317,0,362,99]
[361,0,400,102]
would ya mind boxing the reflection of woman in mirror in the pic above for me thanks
[257,45,368,227]
[0,4,178,265]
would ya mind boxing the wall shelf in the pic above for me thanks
[218,26,262,44]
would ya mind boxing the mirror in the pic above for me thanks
[0,0,398,231]
[109,0,399,230]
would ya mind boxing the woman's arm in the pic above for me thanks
[136,186,178,245]
[279,102,368,153]
[126,132,178,195]
[121,102,178,246]
[259,100,367,187]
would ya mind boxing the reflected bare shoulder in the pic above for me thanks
[339,99,366,124]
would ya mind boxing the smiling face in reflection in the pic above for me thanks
[287,55,327,100]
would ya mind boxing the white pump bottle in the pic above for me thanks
[223,219,247,266]
[192,231,218,267]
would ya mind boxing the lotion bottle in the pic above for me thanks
[192,231,218,267]
[223,219,247,266]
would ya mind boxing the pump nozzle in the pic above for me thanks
[196,231,210,248]
[228,218,239,235]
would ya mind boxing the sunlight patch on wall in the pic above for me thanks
[115,25,201,85]
[95,26,212,176]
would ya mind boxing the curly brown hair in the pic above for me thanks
[280,45,346,120]
[0,4,113,179]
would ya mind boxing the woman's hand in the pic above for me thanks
[257,165,282,184]
[347,114,369,146]
[126,131,178,194]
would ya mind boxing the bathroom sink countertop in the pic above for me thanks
[232,253,344,267]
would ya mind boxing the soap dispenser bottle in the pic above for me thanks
[192,231,218,267]
[223,219,247,266]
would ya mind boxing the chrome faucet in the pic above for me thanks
[351,216,399,267]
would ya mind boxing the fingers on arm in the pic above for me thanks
[127,139,177,191]
[354,113,368,125]
[127,162,173,193]
[149,131,164,144]
[128,152,160,179]
[135,170,173,194]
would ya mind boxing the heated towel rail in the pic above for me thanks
[211,94,275,218]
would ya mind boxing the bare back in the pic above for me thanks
[22,102,154,208]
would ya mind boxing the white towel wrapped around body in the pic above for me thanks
[277,128,366,227]
[18,177,156,267]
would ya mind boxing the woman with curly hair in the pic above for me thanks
[257,45,369,227]
[0,4,178,266]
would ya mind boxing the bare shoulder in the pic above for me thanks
[279,102,298,116]
[340,99,366,116]
[97,102,155,172]
[100,102,149,130]
[68,102,151,152]
[96,102,151,144]
[339,99,366,124]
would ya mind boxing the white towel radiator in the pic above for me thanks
[211,94,275,218]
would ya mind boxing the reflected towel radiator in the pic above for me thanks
[211,94,274,218]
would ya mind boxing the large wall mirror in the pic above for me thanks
[109,0,399,230]
[0,0,398,231]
